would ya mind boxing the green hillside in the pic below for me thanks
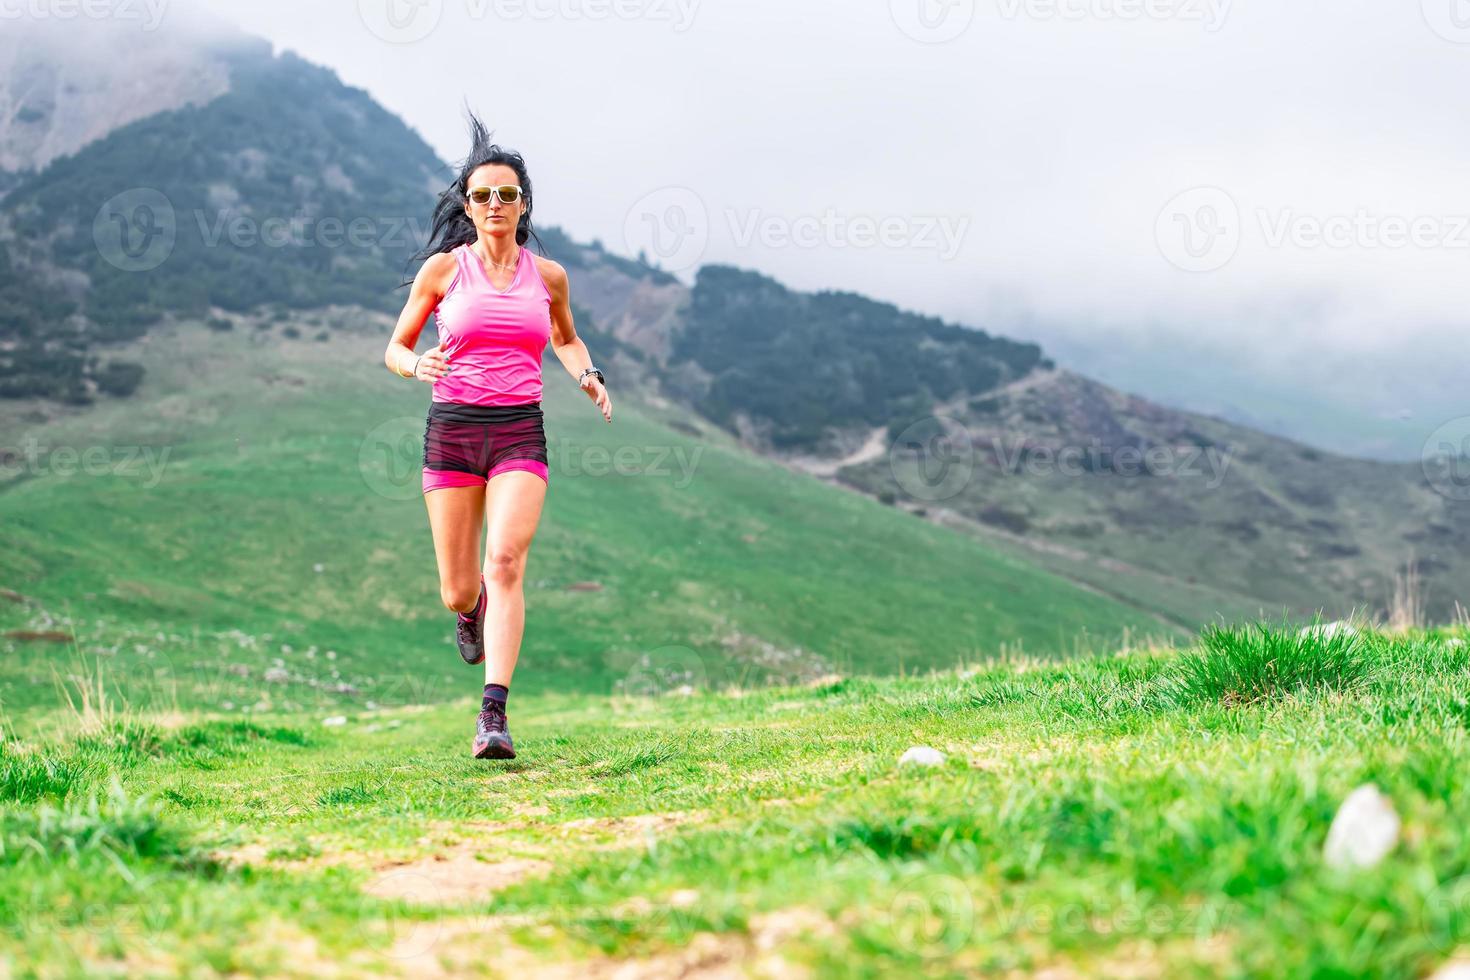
[837,370,1467,621]
[0,312,1177,724]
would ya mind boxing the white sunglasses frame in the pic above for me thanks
[466,184,524,206]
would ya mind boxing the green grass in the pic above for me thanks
[1179,621,1374,706]
[1,624,1468,976]
[0,318,1172,723]
[2,318,1461,975]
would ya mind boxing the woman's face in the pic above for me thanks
[464,163,526,238]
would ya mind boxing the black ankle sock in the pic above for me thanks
[482,683,508,711]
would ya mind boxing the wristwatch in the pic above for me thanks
[579,366,605,386]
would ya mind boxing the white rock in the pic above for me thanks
[898,746,946,767]
[1300,621,1359,640]
[321,715,347,728]
[1427,961,1470,980]
[1324,784,1400,870]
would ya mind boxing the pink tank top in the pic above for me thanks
[430,242,552,405]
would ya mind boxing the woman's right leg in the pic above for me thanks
[424,484,487,613]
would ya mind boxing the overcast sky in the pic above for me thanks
[173,1,1470,457]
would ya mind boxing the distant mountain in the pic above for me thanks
[663,266,1047,452]
[0,11,258,184]
[0,31,656,403]
[1,18,1460,625]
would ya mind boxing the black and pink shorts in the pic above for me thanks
[421,401,549,493]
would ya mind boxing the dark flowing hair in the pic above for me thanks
[401,109,546,288]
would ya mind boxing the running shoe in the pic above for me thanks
[472,702,515,759]
[456,576,486,665]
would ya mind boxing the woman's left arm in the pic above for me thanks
[540,256,612,423]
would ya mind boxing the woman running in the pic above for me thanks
[384,114,612,759]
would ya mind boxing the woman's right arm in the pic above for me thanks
[384,252,454,382]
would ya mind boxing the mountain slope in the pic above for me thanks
[0,11,261,184]
[0,19,1457,630]
[0,313,1172,716]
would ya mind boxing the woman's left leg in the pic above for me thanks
[481,468,548,688]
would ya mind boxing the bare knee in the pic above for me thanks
[485,549,526,589]
[440,581,480,613]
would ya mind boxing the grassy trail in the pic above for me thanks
[4,625,1470,977]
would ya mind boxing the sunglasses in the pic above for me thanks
[466,184,524,206]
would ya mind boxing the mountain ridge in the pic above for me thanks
[0,18,1458,624]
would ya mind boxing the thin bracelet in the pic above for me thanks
[408,353,422,380]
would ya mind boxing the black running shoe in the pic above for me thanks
[472,702,515,759]
[456,576,486,665]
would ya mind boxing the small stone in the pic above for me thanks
[322,716,347,728]
[899,746,946,768]
[1324,784,1400,870]
[1299,621,1359,640]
